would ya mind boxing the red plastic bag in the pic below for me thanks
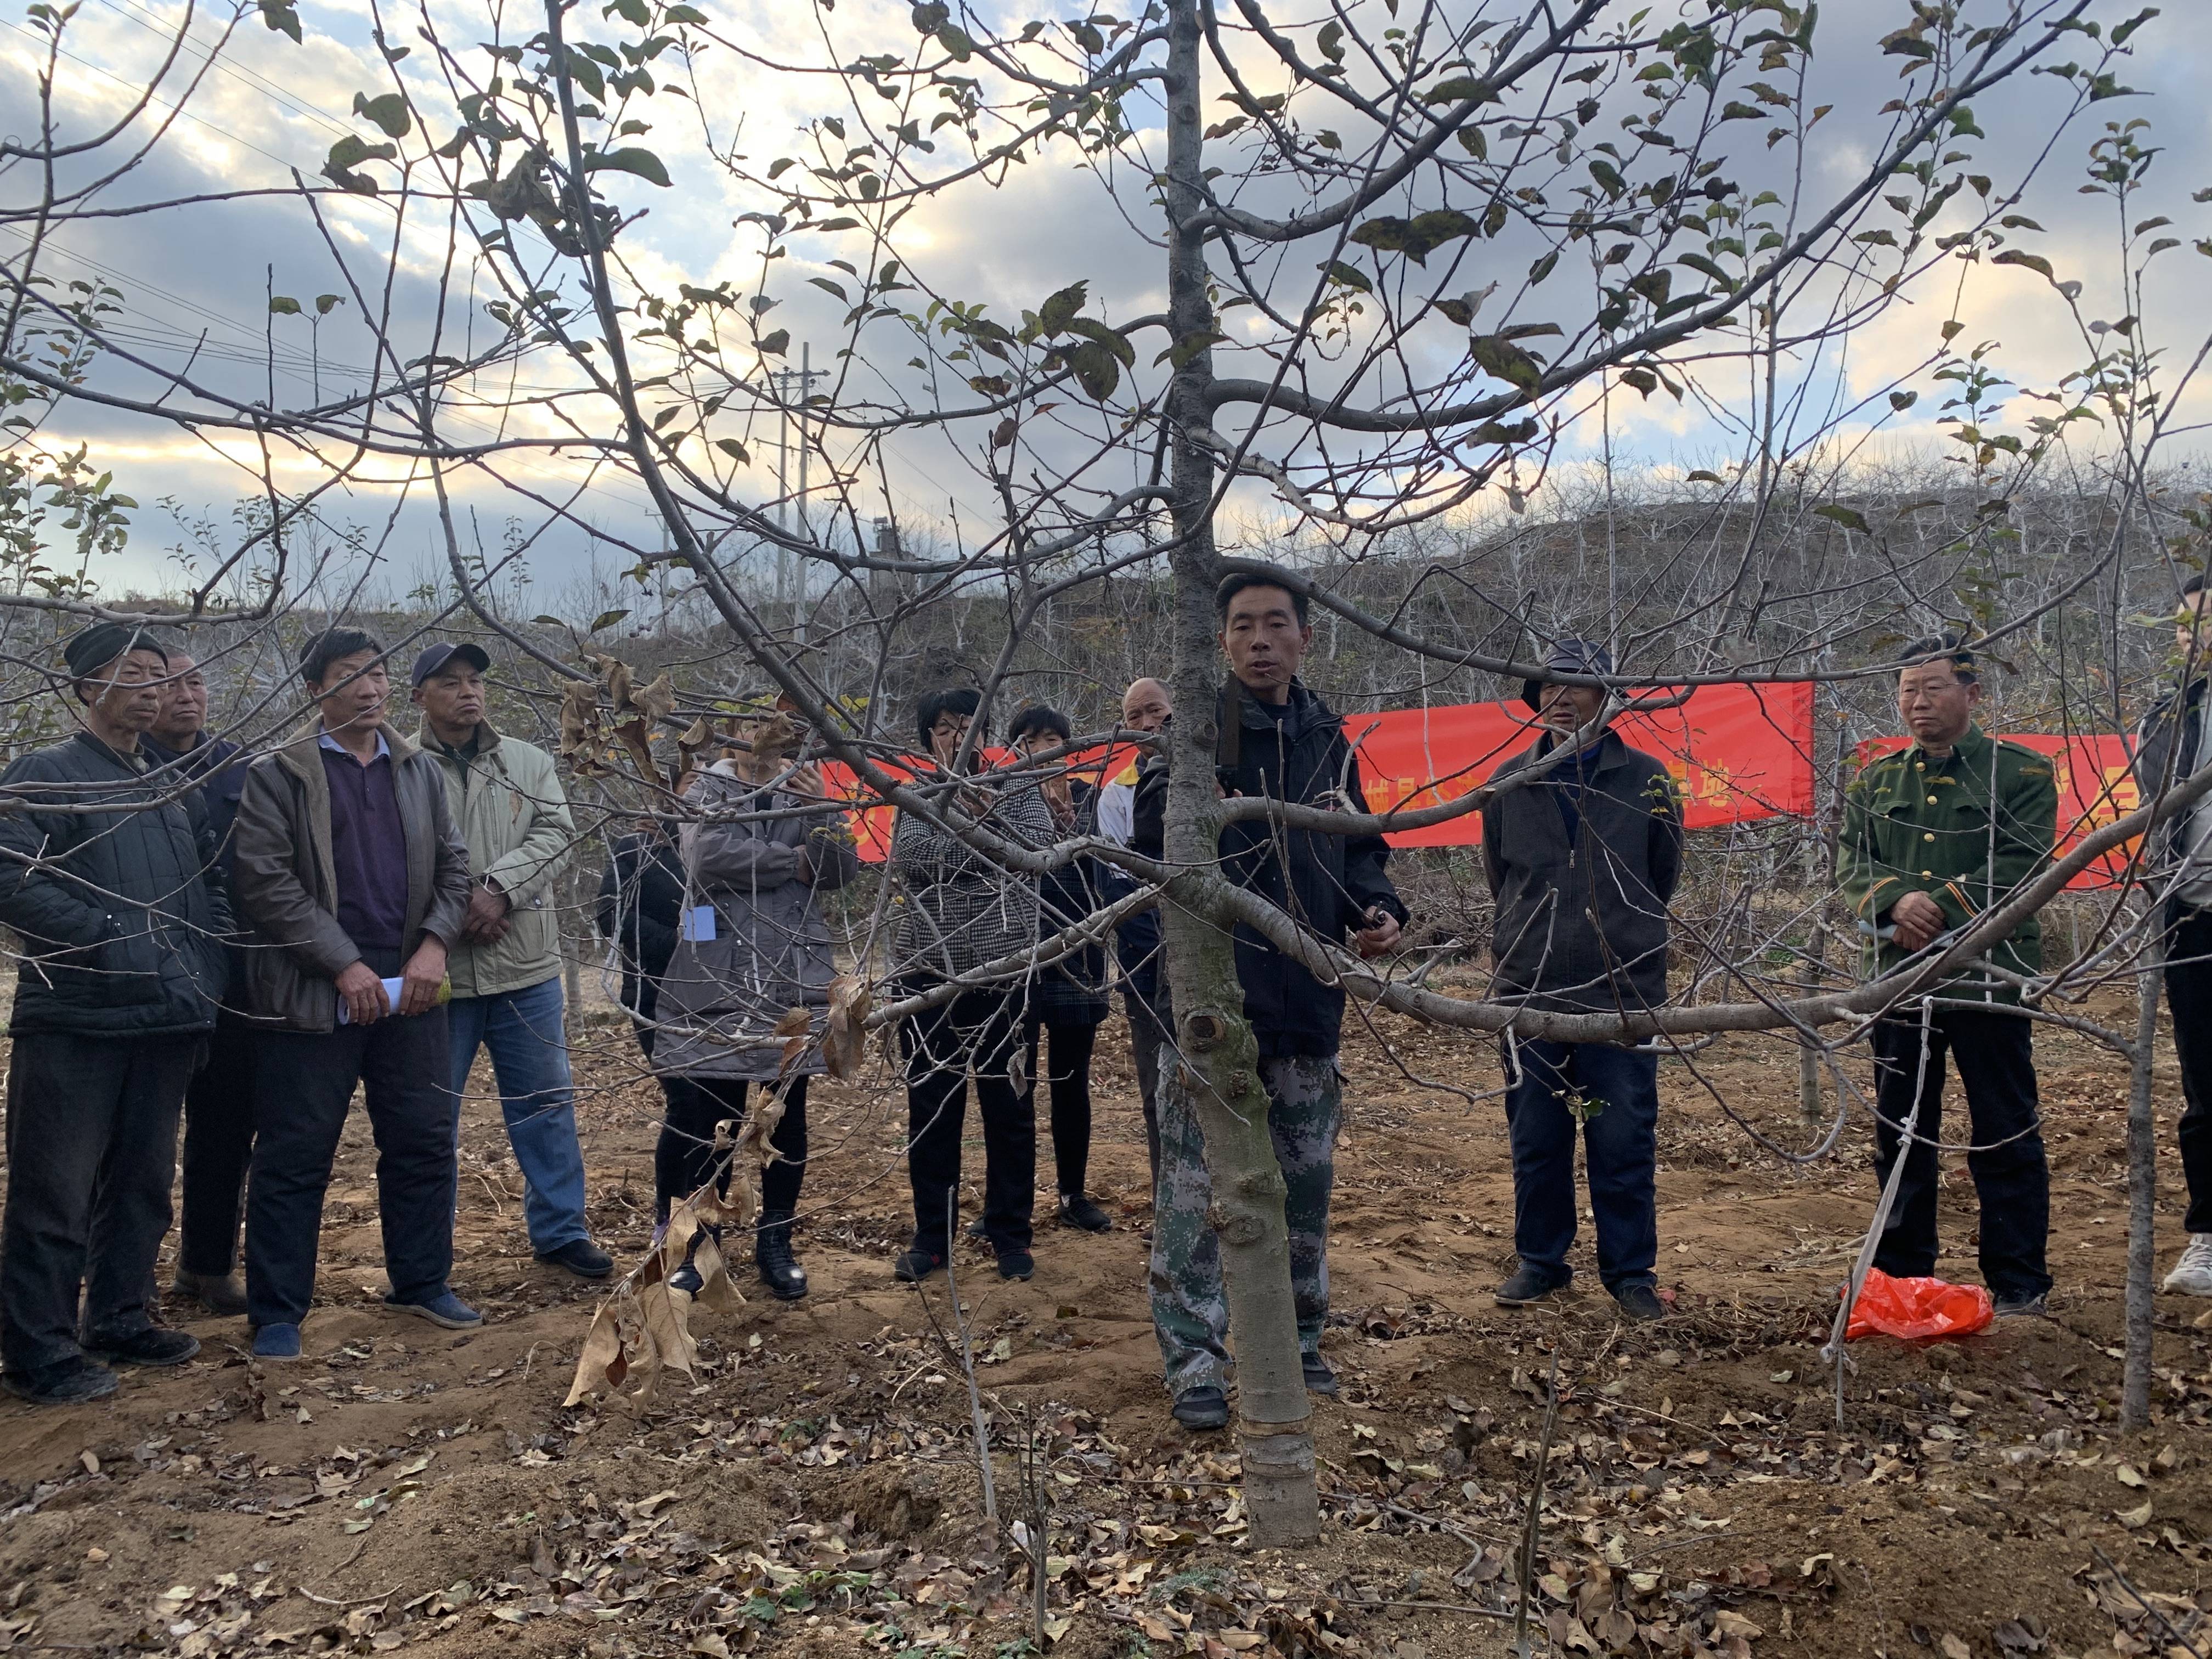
[1843,1268,1994,1342]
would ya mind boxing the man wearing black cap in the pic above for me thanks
[230,628,475,1362]
[1483,639,1684,1323]
[411,641,608,1279]
[0,624,229,1403]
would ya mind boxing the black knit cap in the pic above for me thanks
[63,622,168,682]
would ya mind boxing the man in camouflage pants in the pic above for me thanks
[1132,567,1406,1431]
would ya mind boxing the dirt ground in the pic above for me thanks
[2,983,2210,1659]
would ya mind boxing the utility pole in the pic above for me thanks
[765,348,825,629]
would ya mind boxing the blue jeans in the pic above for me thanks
[448,976,591,1251]
[1501,1039,1660,1292]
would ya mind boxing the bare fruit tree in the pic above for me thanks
[4,0,2209,1545]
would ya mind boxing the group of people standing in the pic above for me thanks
[10,569,2212,1425]
[0,626,612,1404]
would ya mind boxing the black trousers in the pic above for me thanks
[1125,983,1169,1192]
[902,988,1032,1255]
[1,1031,200,1376]
[1024,1017,1099,1199]
[655,1074,808,1223]
[1871,1006,2051,1301]
[177,1024,258,1277]
[244,995,458,1330]
[2164,906,2212,1235]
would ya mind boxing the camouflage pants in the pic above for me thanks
[1149,1053,1341,1398]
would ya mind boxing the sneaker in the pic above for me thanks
[2162,1234,2212,1297]
[1994,1293,2051,1319]
[383,1290,483,1330]
[170,1269,248,1317]
[997,1248,1036,1282]
[252,1324,303,1363]
[1171,1385,1229,1431]
[893,1248,944,1283]
[1058,1194,1112,1233]
[1302,1354,1340,1397]
[965,1216,989,1242]
[84,1326,200,1367]
[535,1239,615,1280]
[1611,1283,1667,1323]
[1494,1262,1567,1306]
[2,1356,120,1405]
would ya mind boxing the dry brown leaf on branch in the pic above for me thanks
[677,716,716,780]
[558,679,602,774]
[774,1003,814,1076]
[564,1296,630,1406]
[823,975,870,1080]
[592,653,634,713]
[628,670,677,723]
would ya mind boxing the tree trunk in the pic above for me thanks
[1158,0,1318,1547]
[2122,938,2163,1431]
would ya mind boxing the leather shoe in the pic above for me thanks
[85,1326,199,1367]
[536,1239,615,1279]
[1172,1386,1229,1431]
[754,1210,808,1302]
[170,1270,248,1317]
[2,1357,119,1405]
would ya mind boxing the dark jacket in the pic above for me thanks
[595,827,686,1020]
[2133,674,2206,880]
[1133,680,1406,1058]
[1031,778,1111,1026]
[890,775,1056,985]
[1482,728,1684,1015]
[0,731,230,1038]
[230,726,471,1032]
[142,730,249,877]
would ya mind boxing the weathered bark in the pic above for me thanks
[2121,940,2163,1431]
[1157,0,1317,1547]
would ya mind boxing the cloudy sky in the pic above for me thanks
[3,0,2205,612]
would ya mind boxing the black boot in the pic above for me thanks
[755,1210,808,1301]
[667,1224,720,1297]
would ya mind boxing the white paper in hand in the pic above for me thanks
[336,975,406,1026]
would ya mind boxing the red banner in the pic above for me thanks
[827,696,2142,894]
[1345,682,1818,845]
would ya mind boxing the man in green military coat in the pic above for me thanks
[1839,633,2058,1317]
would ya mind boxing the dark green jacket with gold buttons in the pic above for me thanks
[1837,724,2057,1000]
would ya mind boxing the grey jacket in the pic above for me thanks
[651,763,861,1081]
[231,725,472,1032]
[0,732,230,1038]
[1483,729,1685,1015]
[889,774,1054,986]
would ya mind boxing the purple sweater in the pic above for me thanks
[320,738,409,955]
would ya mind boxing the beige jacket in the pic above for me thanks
[421,723,574,1000]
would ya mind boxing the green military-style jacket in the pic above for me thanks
[1836,723,2058,1001]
